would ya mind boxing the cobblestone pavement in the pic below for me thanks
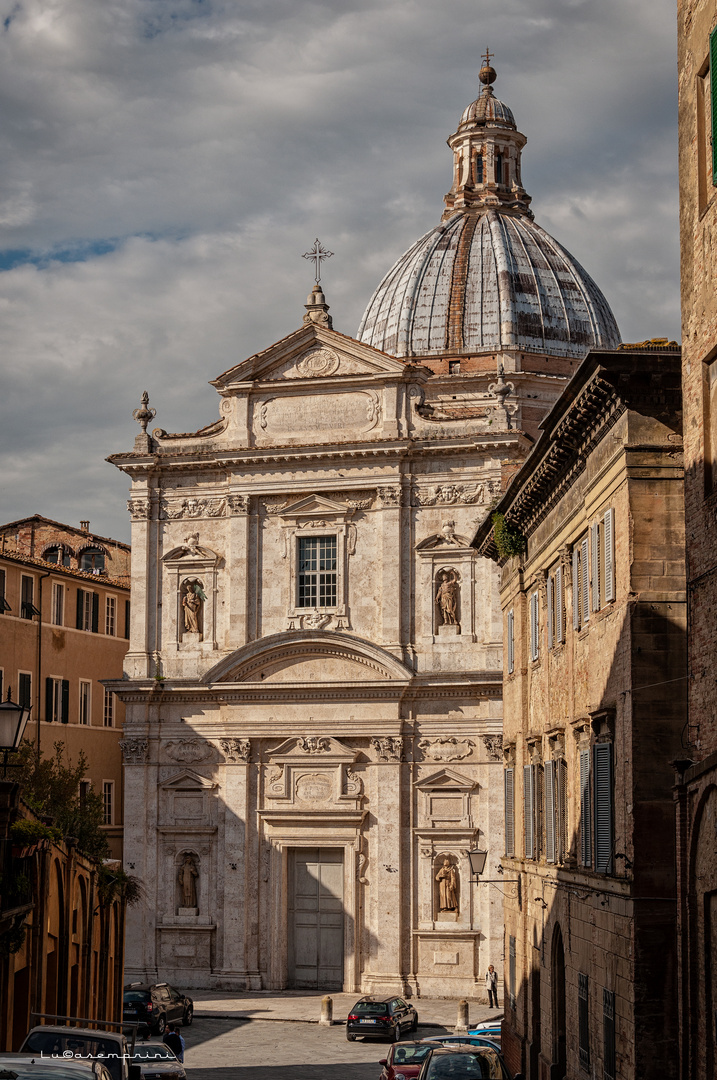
[184,1016,452,1080]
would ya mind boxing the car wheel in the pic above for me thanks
[346,1032,356,1042]
[411,1013,418,1032]
[155,1015,167,1036]
[183,1007,193,1027]
[390,1023,400,1042]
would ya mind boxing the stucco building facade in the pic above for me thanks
[108,62,621,995]
[675,4,717,1080]
[474,344,685,1080]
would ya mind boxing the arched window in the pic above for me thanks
[45,546,71,567]
[495,154,503,184]
[475,153,484,184]
[80,548,106,573]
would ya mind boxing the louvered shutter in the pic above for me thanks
[556,564,564,643]
[45,677,54,723]
[603,508,615,603]
[580,749,591,867]
[530,591,539,660]
[507,609,514,674]
[61,680,70,724]
[572,547,580,629]
[581,536,590,624]
[578,973,590,1069]
[504,769,515,856]
[557,758,568,862]
[509,936,516,1009]
[545,760,556,863]
[547,575,554,648]
[524,764,534,859]
[594,743,613,873]
[76,588,84,629]
[711,27,717,184]
[91,591,99,633]
[591,523,600,611]
[603,988,616,1080]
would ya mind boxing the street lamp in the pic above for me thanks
[468,848,488,879]
[0,687,32,776]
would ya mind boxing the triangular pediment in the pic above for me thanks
[268,736,358,763]
[279,494,353,519]
[211,324,416,390]
[415,767,476,792]
[159,769,218,791]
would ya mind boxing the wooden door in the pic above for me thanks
[288,848,344,989]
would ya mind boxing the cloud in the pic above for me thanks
[0,0,679,539]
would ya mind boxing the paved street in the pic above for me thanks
[183,1016,453,1080]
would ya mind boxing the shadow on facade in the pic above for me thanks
[500,601,686,1080]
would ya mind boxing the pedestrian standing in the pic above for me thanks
[486,964,499,1008]
[163,1025,185,1063]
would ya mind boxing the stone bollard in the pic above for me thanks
[319,994,333,1026]
[454,998,469,1034]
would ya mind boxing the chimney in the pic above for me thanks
[80,521,90,533]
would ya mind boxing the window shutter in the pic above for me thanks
[603,508,615,603]
[91,592,99,633]
[556,564,564,643]
[581,536,590,624]
[594,742,613,873]
[124,599,131,639]
[504,769,515,856]
[523,764,534,859]
[509,935,516,1009]
[580,748,591,867]
[603,988,616,1080]
[45,677,54,723]
[572,547,580,629]
[591,523,600,611]
[547,575,554,648]
[711,27,717,184]
[76,588,84,629]
[530,591,539,660]
[557,757,568,862]
[545,760,556,863]
[578,972,590,1069]
[507,609,514,674]
[61,680,70,724]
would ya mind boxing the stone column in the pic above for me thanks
[227,495,250,648]
[365,745,404,992]
[126,484,156,678]
[378,485,403,650]
[216,752,251,983]
[122,725,159,981]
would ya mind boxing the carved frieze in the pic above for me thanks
[295,347,340,378]
[345,767,363,797]
[482,735,503,761]
[419,737,475,762]
[160,498,226,520]
[296,736,331,754]
[372,736,403,761]
[120,738,148,764]
[127,499,151,521]
[164,739,214,764]
[219,738,251,763]
[376,486,402,508]
[267,765,285,796]
[414,482,497,506]
[227,495,250,515]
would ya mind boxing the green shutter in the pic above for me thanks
[711,27,717,185]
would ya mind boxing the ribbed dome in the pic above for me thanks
[460,86,515,128]
[357,211,621,359]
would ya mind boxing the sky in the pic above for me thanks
[0,0,679,543]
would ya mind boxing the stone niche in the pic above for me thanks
[158,769,217,828]
[414,769,479,934]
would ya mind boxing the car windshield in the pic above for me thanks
[123,993,149,1003]
[22,1035,125,1080]
[353,1002,388,1015]
[131,1047,176,1062]
[425,1052,491,1079]
[391,1046,431,1063]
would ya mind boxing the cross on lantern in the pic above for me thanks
[302,239,333,285]
[482,47,494,67]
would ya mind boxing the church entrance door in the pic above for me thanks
[288,848,344,989]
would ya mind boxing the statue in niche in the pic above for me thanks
[177,853,199,909]
[181,579,206,637]
[436,858,459,912]
[435,569,460,626]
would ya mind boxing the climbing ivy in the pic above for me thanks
[492,513,526,559]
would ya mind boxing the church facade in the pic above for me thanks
[109,60,619,996]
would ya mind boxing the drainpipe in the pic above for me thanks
[36,571,51,761]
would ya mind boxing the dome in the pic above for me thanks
[460,86,515,128]
[357,210,621,359]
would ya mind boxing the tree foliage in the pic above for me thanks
[13,740,109,860]
[492,512,526,559]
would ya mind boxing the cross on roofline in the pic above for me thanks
[482,47,494,67]
[302,238,333,285]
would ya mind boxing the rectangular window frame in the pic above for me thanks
[76,588,99,632]
[509,935,516,1010]
[504,768,515,857]
[603,508,615,603]
[578,972,590,1070]
[529,590,539,662]
[591,522,601,612]
[297,534,338,609]
[21,575,35,620]
[103,688,115,728]
[545,759,557,864]
[603,988,616,1080]
[18,671,32,710]
[507,609,515,674]
[523,763,535,860]
[580,748,592,868]
[0,568,8,614]
[594,742,614,874]
[78,680,91,726]
[102,781,114,826]
[51,582,64,627]
[45,676,69,724]
[105,595,116,636]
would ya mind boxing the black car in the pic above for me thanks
[123,983,194,1035]
[417,1045,520,1080]
[346,996,418,1041]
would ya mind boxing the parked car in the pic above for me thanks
[129,1042,186,1080]
[421,1036,502,1052]
[467,1023,502,1045]
[378,1042,433,1080]
[0,1056,115,1080]
[123,983,194,1035]
[345,996,418,1041]
[19,1027,140,1080]
[416,1044,519,1080]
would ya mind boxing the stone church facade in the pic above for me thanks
[108,59,620,996]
